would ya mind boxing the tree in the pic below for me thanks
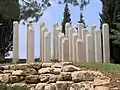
[100,0,120,63]
[78,12,87,28]
[62,3,71,34]
[0,0,51,62]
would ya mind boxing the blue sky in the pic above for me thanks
[7,0,102,58]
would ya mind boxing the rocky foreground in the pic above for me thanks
[0,62,119,90]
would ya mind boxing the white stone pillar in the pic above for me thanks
[72,32,78,62]
[86,34,94,62]
[81,29,89,61]
[55,26,62,60]
[76,38,84,63]
[40,21,45,61]
[65,23,71,38]
[58,33,65,61]
[53,23,58,59]
[44,32,51,62]
[27,22,34,63]
[77,23,84,39]
[90,25,96,61]
[61,38,69,62]
[13,21,19,63]
[95,30,102,62]
[102,24,110,63]
[68,28,74,62]
[41,27,48,62]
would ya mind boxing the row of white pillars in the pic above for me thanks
[12,21,110,63]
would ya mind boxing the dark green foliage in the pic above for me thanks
[20,0,51,22]
[100,0,120,63]
[78,13,87,28]
[0,83,28,90]
[0,0,51,62]
[58,0,90,10]
[62,3,71,34]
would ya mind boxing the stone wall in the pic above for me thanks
[0,62,112,90]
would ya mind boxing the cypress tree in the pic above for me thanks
[62,3,71,34]
[100,0,120,63]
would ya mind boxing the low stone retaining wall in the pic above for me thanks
[0,62,112,90]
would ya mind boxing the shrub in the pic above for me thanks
[0,83,28,90]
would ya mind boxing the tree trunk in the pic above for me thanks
[0,52,4,63]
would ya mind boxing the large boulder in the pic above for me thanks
[70,81,94,90]
[62,65,80,72]
[10,76,19,83]
[39,74,51,83]
[0,74,10,83]
[58,72,72,81]
[25,75,40,84]
[12,70,23,76]
[22,68,37,75]
[35,83,46,90]
[55,81,73,90]
[38,68,54,74]
[72,71,94,82]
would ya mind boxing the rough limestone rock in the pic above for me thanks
[51,63,62,68]
[39,74,51,82]
[22,68,37,75]
[61,62,73,66]
[55,81,73,90]
[45,83,56,90]
[95,86,109,90]
[48,75,58,83]
[93,77,110,86]
[62,65,80,72]
[10,64,29,70]
[38,68,54,74]
[25,75,40,83]
[35,83,46,90]
[1,65,10,70]
[10,76,19,83]
[42,63,53,68]
[12,70,23,76]
[0,74,10,83]
[53,68,61,75]
[29,63,42,70]
[59,72,72,81]
[70,81,93,90]
[72,71,94,82]
[3,70,14,74]
[11,83,27,87]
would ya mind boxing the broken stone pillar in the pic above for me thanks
[95,30,102,62]
[27,22,34,63]
[62,38,69,62]
[77,23,84,39]
[86,34,94,62]
[65,23,71,38]
[55,26,62,60]
[90,25,96,61]
[68,28,75,62]
[58,33,65,61]
[44,32,51,62]
[13,21,19,63]
[53,23,59,59]
[102,24,110,63]
[72,32,78,62]
[82,29,89,61]
[41,27,48,62]
[40,21,45,61]
[76,38,84,63]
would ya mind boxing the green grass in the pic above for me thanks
[75,62,120,73]
[0,83,28,90]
